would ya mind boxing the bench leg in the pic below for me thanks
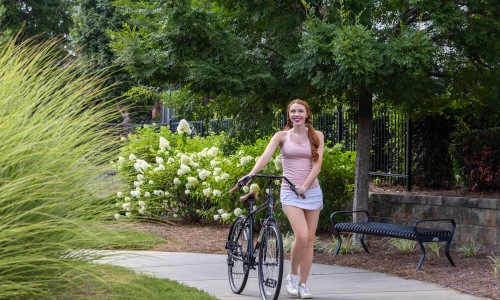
[333,230,342,255]
[359,233,370,254]
[445,240,456,267]
[416,240,426,271]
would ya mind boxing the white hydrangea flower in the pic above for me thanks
[207,147,219,157]
[144,192,151,198]
[218,208,226,214]
[156,156,164,164]
[213,168,221,176]
[168,157,175,163]
[234,207,242,216]
[250,183,260,193]
[130,190,141,198]
[210,160,218,167]
[177,119,192,135]
[221,173,230,180]
[242,186,249,193]
[153,190,164,196]
[149,180,154,184]
[134,181,141,187]
[158,164,165,171]
[241,155,254,165]
[129,154,137,161]
[118,156,125,163]
[198,169,211,180]
[214,175,221,182]
[138,208,145,214]
[185,190,190,195]
[187,176,198,185]
[173,178,181,185]
[221,213,231,221]
[117,192,123,198]
[181,164,191,173]
[138,200,146,207]
[125,212,132,217]
[203,188,212,197]
[214,215,220,221]
[274,154,282,171]
[134,159,150,173]
[114,213,121,219]
[159,137,170,149]
[122,203,130,210]
[124,197,131,202]
[164,191,170,196]
[137,174,144,181]
[212,189,221,197]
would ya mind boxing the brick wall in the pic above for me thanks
[369,193,500,251]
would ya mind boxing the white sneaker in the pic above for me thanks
[286,273,299,296]
[298,283,313,299]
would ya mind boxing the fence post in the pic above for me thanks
[406,119,413,191]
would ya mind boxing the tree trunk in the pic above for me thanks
[353,87,373,223]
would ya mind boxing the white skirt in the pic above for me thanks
[280,186,323,210]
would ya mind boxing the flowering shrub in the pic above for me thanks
[113,122,356,231]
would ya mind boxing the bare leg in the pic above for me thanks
[283,205,321,284]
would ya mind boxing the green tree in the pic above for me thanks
[2,0,75,42]
[71,0,143,123]
[108,0,499,213]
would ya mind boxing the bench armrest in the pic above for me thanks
[330,210,371,227]
[412,218,456,237]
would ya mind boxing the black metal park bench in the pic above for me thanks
[330,210,456,271]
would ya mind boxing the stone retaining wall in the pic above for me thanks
[369,193,500,251]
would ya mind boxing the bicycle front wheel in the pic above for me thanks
[258,220,284,300]
[226,216,250,294]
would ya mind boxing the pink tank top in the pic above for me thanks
[280,130,319,189]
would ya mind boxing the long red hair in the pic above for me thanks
[284,99,320,162]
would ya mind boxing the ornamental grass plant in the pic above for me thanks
[0,37,127,298]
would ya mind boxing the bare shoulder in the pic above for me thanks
[272,130,288,145]
[314,130,324,140]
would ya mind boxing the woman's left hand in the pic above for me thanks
[295,185,307,195]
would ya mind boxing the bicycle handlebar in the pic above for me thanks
[229,174,306,199]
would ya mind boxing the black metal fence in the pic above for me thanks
[108,110,412,190]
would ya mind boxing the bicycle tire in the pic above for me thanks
[226,216,250,294]
[258,220,284,300]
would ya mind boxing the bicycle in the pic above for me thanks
[225,174,305,300]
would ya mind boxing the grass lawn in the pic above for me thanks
[62,221,218,300]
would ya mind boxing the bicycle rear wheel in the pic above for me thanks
[258,220,284,300]
[226,216,250,294]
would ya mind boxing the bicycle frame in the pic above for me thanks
[226,174,304,299]
[230,178,277,269]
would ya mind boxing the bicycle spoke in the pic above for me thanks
[258,221,284,300]
[227,217,250,294]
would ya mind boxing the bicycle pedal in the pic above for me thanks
[225,240,238,249]
[264,278,277,288]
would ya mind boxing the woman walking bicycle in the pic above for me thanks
[241,99,324,299]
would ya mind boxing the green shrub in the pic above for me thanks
[457,238,482,258]
[488,253,500,278]
[386,238,417,254]
[113,128,356,231]
[316,234,361,254]
[450,128,500,191]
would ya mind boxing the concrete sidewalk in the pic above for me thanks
[98,251,491,300]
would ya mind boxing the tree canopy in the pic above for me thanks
[105,0,499,209]
[2,0,75,42]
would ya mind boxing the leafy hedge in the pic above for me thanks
[112,123,356,232]
[450,127,500,191]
